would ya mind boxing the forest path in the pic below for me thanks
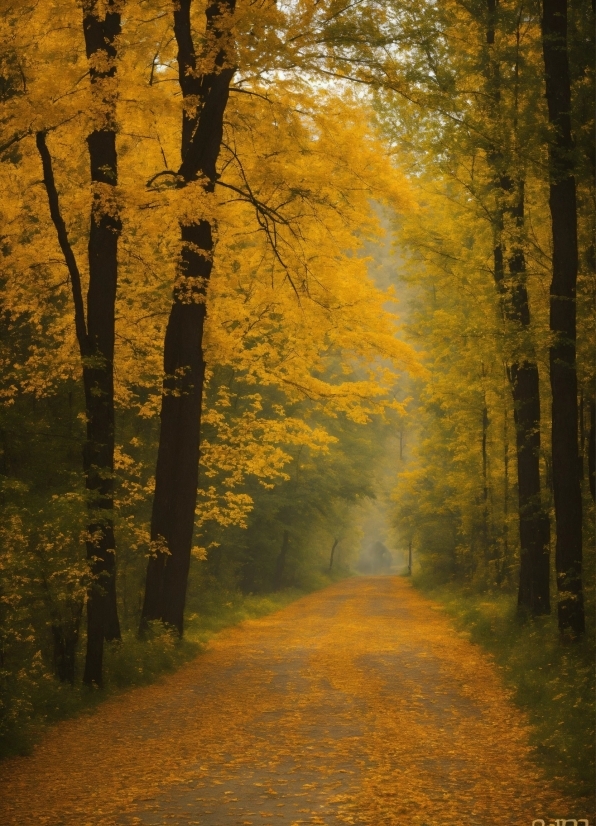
[0,577,577,826]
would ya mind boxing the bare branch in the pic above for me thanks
[0,129,31,156]
[35,131,89,357]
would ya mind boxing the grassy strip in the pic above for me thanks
[413,576,595,802]
[2,568,349,759]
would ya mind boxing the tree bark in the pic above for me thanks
[52,601,83,685]
[81,0,122,685]
[36,0,122,687]
[329,538,339,570]
[484,3,550,615]
[589,397,595,502]
[502,395,509,582]
[578,389,584,479]
[141,0,236,635]
[489,184,551,614]
[481,395,490,561]
[541,0,584,636]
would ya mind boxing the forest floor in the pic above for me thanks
[0,576,589,826]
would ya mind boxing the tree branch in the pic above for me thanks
[35,130,89,357]
[0,129,32,156]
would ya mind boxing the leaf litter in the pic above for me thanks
[0,577,583,825]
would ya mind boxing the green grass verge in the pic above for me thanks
[413,577,595,803]
[1,567,351,760]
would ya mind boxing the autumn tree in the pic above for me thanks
[370,0,592,626]
[481,0,551,614]
[0,0,416,702]
[390,184,519,585]
[541,0,585,636]
[139,0,415,634]
[140,0,237,635]
[370,0,551,605]
[35,0,123,685]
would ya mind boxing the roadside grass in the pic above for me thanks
[413,575,595,802]
[1,566,351,760]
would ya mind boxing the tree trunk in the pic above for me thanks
[329,538,339,570]
[589,397,595,502]
[141,0,236,635]
[483,5,550,615]
[274,530,290,590]
[491,198,551,614]
[578,389,584,479]
[52,601,83,685]
[81,1,122,686]
[499,395,509,585]
[82,126,122,682]
[481,395,490,561]
[142,221,211,632]
[542,0,584,637]
[511,360,551,614]
[37,0,122,687]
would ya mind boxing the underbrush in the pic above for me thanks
[413,575,595,803]
[1,566,350,760]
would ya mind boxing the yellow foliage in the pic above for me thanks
[0,1,420,529]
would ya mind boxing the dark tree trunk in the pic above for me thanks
[274,530,290,590]
[491,185,551,615]
[483,4,551,615]
[141,1,236,635]
[542,0,584,637]
[145,223,209,631]
[52,601,83,685]
[511,361,551,614]
[481,396,490,560]
[36,0,122,687]
[81,1,122,686]
[329,538,339,570]
[589,397,595,502]
[508,191,550,617]
[578,389,584,479]
[502,397,509,582]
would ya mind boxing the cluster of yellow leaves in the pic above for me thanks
[0,0,420,531]
[202,392,334,482]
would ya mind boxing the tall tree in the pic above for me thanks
[483,2,550,614]
[37,0,123,685]
[373,0,555,607]
[137,0,420,635]
[141,0,236,634]
[502,187,551,615]
[541,0,584,636]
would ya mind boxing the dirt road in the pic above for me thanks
[0,577,580,825]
